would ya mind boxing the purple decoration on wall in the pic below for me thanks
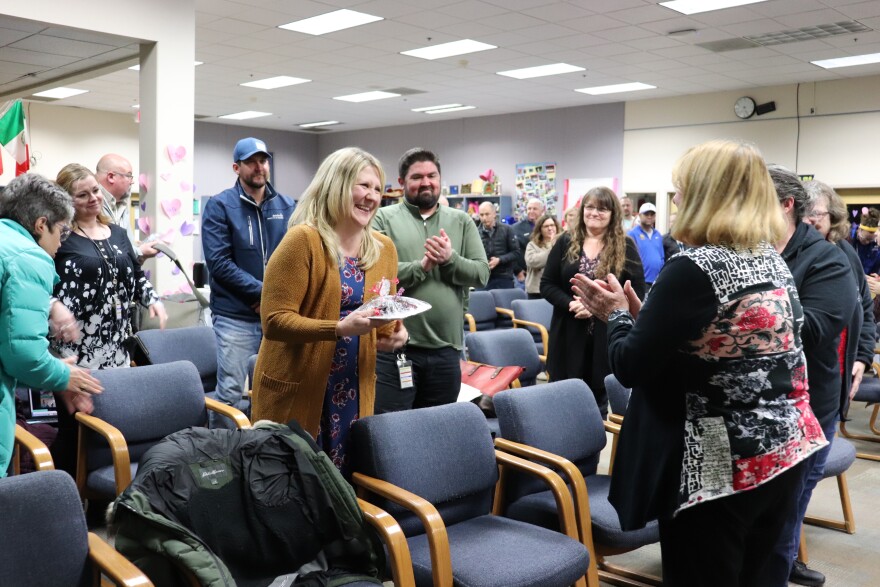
[180,220,195,236]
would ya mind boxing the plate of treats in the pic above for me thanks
[359,277,432,320]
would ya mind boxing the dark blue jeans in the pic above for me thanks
[374,346,461,413]
[776,418,838,566]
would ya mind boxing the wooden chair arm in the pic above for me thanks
[75,412,131,497]
[496,307,515,320]
[604,420,621,435]
[511,318,549,360]
[88,532,155,586]
[464,313,476,333]
[608,414,624,425]
[205,397,251,429]
[494,438,599,587]
[13,424,54,474]
[357,498,416,587]
[352,472,452,587]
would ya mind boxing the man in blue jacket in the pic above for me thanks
[202,138,295,428]
[628,202,665,290]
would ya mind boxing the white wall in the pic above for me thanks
[317,103,626,207]
[1,102,139,183]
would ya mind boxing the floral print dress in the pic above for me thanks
[51,224,159,369]
[317,256,364,477]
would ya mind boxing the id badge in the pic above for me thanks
[114,296,123,321]
[397,353,414,389]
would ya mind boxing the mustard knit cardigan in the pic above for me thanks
[251,224,398,436]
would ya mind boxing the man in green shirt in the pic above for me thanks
[372,148,489,412]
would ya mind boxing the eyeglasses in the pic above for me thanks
[58,224,72,241]
[808,210,829,220]
[584,205,611,215]
[111,171,134,181]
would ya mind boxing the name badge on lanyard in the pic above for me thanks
[397,352,414,389]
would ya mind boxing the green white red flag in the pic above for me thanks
[0,100,30,176]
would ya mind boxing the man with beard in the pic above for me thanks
[372,147,489,412]
[97,153,158,263]
[202,138,294,428]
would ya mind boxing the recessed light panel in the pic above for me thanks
[279,9,383,36]
[298,120,340,128]
[575,82,656,95]
[411,104,463,112]
[401,39,496,61]
[660,0,768,16]
[218,111,272,120]
[497,63,585,79]
[241,76,311,89]
[32,87,88,99]
[812,52,880,69]
[333,91,400,103]
[425,105,476,114]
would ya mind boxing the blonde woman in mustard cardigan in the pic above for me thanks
[252,147,408,476]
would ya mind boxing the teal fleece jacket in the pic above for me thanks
[0,219,70,475]
[373,200,489,350]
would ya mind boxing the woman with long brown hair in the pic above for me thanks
[540,186,644,415]
[524,213,560,299]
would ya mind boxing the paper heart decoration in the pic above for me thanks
[161,198,182,218]
[853,210,859,218]
[180,220,195,236]
[144,270,151,280]
[162,289,176,297]
[479,169,495,183]
[160,172,172,182]
[179,283,193,294]
[862,207,870,215]
[139,173,149,193]
[155,251,165,259]
[179,180,192,193]
[166,144,187,164]
[159,227,177,244]
[137,216,151,235]
[140,199,147,212]
[171,266,181,275]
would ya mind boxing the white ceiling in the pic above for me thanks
[4,0,880,133]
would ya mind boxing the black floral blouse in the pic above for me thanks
[51,224,159,368]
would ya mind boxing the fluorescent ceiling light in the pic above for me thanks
[32,87,88,99]
[279,9,382,35]
[333,91,400,103]
[660,0,768,16]
[411,104,462,112]
[425,105,476,114]
[812,52,880,69]
[575,82,656,95]
[298,120,340,128]
[131,104,139,108]
[497,63,585,79]
[218,111,272,120]
[129,61,202,71]
[401,39,496,61]
[241,76,310,89]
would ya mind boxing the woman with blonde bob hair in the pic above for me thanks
[573,139,826,585]
[252,147,408,476]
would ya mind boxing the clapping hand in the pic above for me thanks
[571,273,640,321]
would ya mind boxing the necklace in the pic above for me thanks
[76,226,125,323]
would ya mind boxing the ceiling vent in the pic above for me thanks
[746,21,871,46]
[696,38,760,52]
[382,87,425,96]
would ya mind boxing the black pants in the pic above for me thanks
[374,346,461,413]
[658,461,805,587]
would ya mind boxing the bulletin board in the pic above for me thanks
[515,162,557,218]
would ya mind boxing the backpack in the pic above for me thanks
[109,420,384,587]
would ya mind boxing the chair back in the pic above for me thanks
[494,379,606,502]
[511,298,551,347]
[604,373,632,418]
[352,402,497,535]
[135,326,217,392]
[0,470,90,586]
[465,290,498,331]
[86,362,207,471]
[823,436,856,479]
[491,288,527,328]
[466,329,542,386]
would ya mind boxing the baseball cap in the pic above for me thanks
[233,138,271,163]
[639,202,657,214]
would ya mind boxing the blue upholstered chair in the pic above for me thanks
[491,287,527,329]
[604,374,631,475]
[511,298,552,362]
[135,326,218,393]
[75,361,250,499]
[465,328,544,387]
[464,290,499,332]
[494,379,661,587]
[839,368,880,461]
[0,470,153,587]
[351,401,591,587]
[805,435,856,534]
[12,423,55,475]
